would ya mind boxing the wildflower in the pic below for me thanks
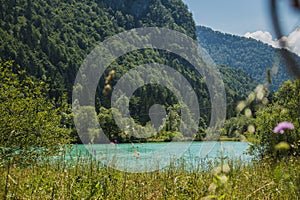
[236,101,247,112]
[275,142,290,150]
[222,164,230,174]
[247,125,255,134]
[246,92,255,104]
[109,70,116,78]
[211,166,221,176]
[244,108,252,118]
[255,84,265,101]
[219,174,228,184]
[102,84,112,95]
[208,182,217,192]
[273,121,294,134]
[262,97,269,105]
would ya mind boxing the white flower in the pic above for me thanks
[211,166,221,176]
[219,175,228,184]
[208,182,217,192]
[222,164,230,174]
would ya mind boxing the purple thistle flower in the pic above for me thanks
[273,121,294,134]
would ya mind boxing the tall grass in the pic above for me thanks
[1,151,300,199]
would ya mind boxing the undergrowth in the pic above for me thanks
[1,153,300,199]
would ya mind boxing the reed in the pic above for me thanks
[0,151,299,199]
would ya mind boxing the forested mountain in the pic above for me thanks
[0,0,196,98]
[196,26,299,91]
[0,0,257,142]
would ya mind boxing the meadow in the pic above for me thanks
[1,151,300,200]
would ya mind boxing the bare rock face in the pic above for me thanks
[104,0,151,18]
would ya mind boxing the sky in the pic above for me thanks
[182,0,269,36]
[182,0,300,55]
[182,0,299,36]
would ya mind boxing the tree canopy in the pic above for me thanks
[0,0,258,144]
[196,26,298,91]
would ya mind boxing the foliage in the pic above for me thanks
[0,0,259,143]
[197,26,298,91]
[222,115,254,138]
[254,79,300,159]
[217,65,257,118]
[0,0,196,101]
[1,150,300,199]
[97,104,191,143]
[0,59,71,165]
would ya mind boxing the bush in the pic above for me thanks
[253,80,300,159]
[0,59,71,165]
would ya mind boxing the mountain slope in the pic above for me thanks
[0,0,258,141]
[0,0,196,98]
[196,26,299,91]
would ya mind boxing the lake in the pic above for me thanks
[65,142,253,173]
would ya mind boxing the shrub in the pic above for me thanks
[253,80,300,159]
[0,59,71,165]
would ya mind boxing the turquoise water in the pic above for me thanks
[65,142,252,173]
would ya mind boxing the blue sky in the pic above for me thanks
[182,0,299,37]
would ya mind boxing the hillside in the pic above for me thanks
[196,26,299,91]
[0,0,196,98]
[0,0,257,141]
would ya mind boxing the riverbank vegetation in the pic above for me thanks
[1,153,300,199]
[2,77,300,199]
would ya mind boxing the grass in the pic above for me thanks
[1,153,300,199]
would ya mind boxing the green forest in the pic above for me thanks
[196,26,299,91]
[0,0,257,144]
[1,0,300,199]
